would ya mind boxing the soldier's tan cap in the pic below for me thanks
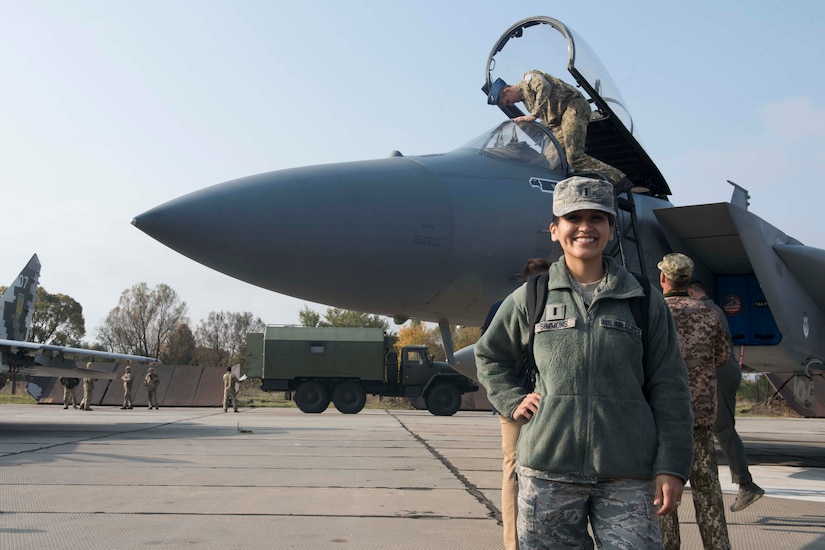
[553,176,616,217]
[658,253,694,282]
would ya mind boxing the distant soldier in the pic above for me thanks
[121,366,134,409]
[223,367,239,413]
[79,362,96,411]
[144,367,160,410]
[59,377,79,409]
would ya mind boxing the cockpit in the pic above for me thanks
[461,120,566,172]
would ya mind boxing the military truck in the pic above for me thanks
[246,326,478,416]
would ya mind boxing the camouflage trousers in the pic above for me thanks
[517,474,663,549]
[79,389,92,410]
[122,386,133,408]
[224,389,238,412]
[659,425,731,550]
[62,387,77,407]
[553,94,626,185]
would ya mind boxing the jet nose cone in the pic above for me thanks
[451,344,478,381]
[133,158,453,312]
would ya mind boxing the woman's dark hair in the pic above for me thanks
[551,212,616,226]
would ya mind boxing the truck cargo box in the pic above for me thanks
[261,326,389,381]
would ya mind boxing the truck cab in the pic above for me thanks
[400,345,478,416]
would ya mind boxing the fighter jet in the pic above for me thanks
[133,16,825,416]
[0,254,157,390]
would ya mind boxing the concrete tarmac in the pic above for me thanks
[1,405,824,549]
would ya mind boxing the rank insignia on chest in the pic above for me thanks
[544,303,566,321]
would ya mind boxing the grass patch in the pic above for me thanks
[238,383,296,408]
[735,398,802,418]
[0,383,38,404]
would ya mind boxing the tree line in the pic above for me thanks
[298,306,480,360]
[7,284,481,372]
[2,283,264,370]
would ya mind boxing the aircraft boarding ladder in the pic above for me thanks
[614,189,646,277]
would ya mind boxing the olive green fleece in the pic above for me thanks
[475,256,694,481]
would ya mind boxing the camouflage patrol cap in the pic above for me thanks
[553,176,616,217]
[657,253,694,282]
[487,78,508,105]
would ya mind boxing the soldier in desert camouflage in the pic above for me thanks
[223,367,239,413]
[79,363,95,411]
[144,367,160,410]
[658,253,731,550]
[121,365,134,409]
[60,376,79,409]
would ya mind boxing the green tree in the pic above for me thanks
[97,283,187,358]
[160,322,197,365]
[195,311,265,369]
[30,287,86,346]
[0,285,86,346]
[298,306,322,327]
[299,306,389,331]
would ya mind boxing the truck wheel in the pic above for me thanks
[425,382,461,416]
[295,381,330,413]
[332,381,366,414]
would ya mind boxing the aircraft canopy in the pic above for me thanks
[483,16,671,196]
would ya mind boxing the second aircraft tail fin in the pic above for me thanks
[0,254,41,341]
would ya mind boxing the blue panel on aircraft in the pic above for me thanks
[716,275,781,346]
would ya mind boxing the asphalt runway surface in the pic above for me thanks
[1,405,823,549]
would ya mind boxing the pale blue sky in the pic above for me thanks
[2,1,823,339]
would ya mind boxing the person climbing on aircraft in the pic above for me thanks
[488,72,633,193]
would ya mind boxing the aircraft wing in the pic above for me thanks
[0,338,157,381]
[0,339,157,363]
[8,365,118,380]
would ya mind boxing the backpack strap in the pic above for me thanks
[523,272,549,390]
[630,274,651,370]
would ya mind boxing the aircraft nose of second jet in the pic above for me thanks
[132,158,453,312]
